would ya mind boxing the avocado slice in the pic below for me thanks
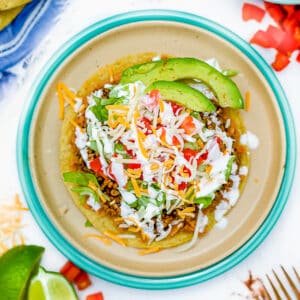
[145,81,216,112]
[121,58,244,109]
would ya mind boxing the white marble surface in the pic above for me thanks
[0,0,299,299]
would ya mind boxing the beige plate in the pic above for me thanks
[29,21,285,277]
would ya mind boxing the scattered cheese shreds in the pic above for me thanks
[104,231,127,247]
[0,194,28,254]
[138,247,161,255]
[245,91,251,112]
[83,234,112,246]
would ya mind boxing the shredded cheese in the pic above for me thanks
[131,178,141,198]
[84,234,112,246]
[245,91,251,112]
[0,194,27,254]
[138,247,161,255]
[70,119,85,134]
[104,231,127,246]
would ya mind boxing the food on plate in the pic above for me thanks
[59,53,250,250]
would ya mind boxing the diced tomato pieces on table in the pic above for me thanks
[74,271,91,290]
[60,261,82,283]
[271,52,290,71]
[264,2,285,24]
[86,292,104,300]
[242,3,266,22]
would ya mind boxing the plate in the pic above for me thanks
[17,10,296,289]
[268,1,299,3]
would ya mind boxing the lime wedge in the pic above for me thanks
[0,245,44,300]
[28,267,78,300]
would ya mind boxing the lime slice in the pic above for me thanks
[0,245,44,300]
[28,267,78,300]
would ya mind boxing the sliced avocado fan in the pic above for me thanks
[145,80,216,112]
[121,57,244,109]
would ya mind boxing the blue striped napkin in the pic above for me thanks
[0,0,67,96]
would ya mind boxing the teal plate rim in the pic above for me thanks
[266,1,300,4]
[17,10,297,290]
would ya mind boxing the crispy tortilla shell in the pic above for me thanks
[60,53,249,249]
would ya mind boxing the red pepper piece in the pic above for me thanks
[282,5,295,16]
[266,25,287,48]
[60,261,82,283]
[90,157,106,177]
[282,15,298,34]
[264,2,285,24]
[74,271,91,291]
[86,292,104,300]
[271,52,290,71]
[250,30,273,48]
[296,51,300,63]
[242,3,265,22]
[277,32,298,53]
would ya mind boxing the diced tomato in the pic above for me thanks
[282,15,298,33]
[127,163,141,169]
[242,3,265,22]
[86,292,104,300]
[108,163,117,181]
[60,261,82,283]
[282,5,295,16]
[74,271,91,291]
[142,89,160,111]
[297,51,300,63]
[183,148,207,166]
[264,2,285,24]
[171,102,183,115]
[271,52,290,71]
[197,153,208,166]
[178,182,187,191]
[183,149,198,162]
[266,25,287,48]
[139,116,152,134]
[149,89,160,102]
[277,32,298,53]
[180,116,196,135]
[250,30,273,48]
[172,135,181,146]
[215,136,221,145]
[90,157,106,177]
[183,166,191,177]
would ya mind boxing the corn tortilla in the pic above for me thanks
[59,53,249,249]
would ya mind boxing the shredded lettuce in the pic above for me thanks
[63,171,99,187]
[193,194,214,208]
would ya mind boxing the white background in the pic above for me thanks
[0,0,299,299]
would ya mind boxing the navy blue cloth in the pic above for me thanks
[0,0,66,94]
